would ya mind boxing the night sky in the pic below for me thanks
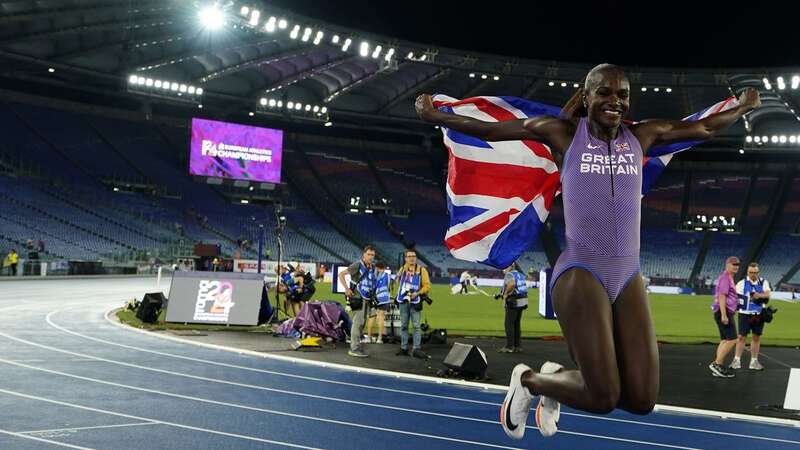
[266,0,800,68]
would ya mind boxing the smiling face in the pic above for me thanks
[584,65,630,130]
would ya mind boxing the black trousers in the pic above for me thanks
[505,307,524,348]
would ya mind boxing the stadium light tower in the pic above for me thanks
[199,5,225,30]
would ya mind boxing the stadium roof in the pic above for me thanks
[1,0,799,153]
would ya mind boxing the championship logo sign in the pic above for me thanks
[193,280,236,322]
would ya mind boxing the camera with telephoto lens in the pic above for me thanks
[406,289,433,305]
[760,306,777,323]
[347,282,381,309]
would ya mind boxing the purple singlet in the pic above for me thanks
[550,117,643,302]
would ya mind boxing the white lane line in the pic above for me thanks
[99,307,800,429]
[0,428,95,449]
[758,351,794,369]
[0,357,529,450]
[7,326,800,447]
[0,388,319,449]
[46,309,501,406]
[558,430,699,450]
[0,329,516,428]
[558,410,800,444]
[20,422,159,435]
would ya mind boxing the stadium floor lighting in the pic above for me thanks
[199,5,225,30]
[359,42,369,57]
[324,121,333,127]
[342,38,352,51]
[278,18,287,29]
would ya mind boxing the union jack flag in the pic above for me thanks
[432,94,739,269]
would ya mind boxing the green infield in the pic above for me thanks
[118,281,800,346]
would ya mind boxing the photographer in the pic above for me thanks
[394,249,431,359]
[459,270,470,294]
[731,262,771,371]
[496,262,529,353]
[278,263,311,317]
[366,262,391,344]
[339,246,377,358]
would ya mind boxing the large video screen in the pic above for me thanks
[189,118,283,183]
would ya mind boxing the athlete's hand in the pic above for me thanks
[415,94,438,123]
[346,288,353,298]
[721,315,729,325]
[737,88,761,114]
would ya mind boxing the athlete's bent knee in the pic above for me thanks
[625,397,656,415]
[588,385,620,414]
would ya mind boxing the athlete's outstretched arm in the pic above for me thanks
[414,94,570,147]
[632,88,760,151]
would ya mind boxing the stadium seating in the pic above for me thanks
[0,100,798,290]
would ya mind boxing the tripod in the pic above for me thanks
[272,208,291,323]
[259,206,290,324]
